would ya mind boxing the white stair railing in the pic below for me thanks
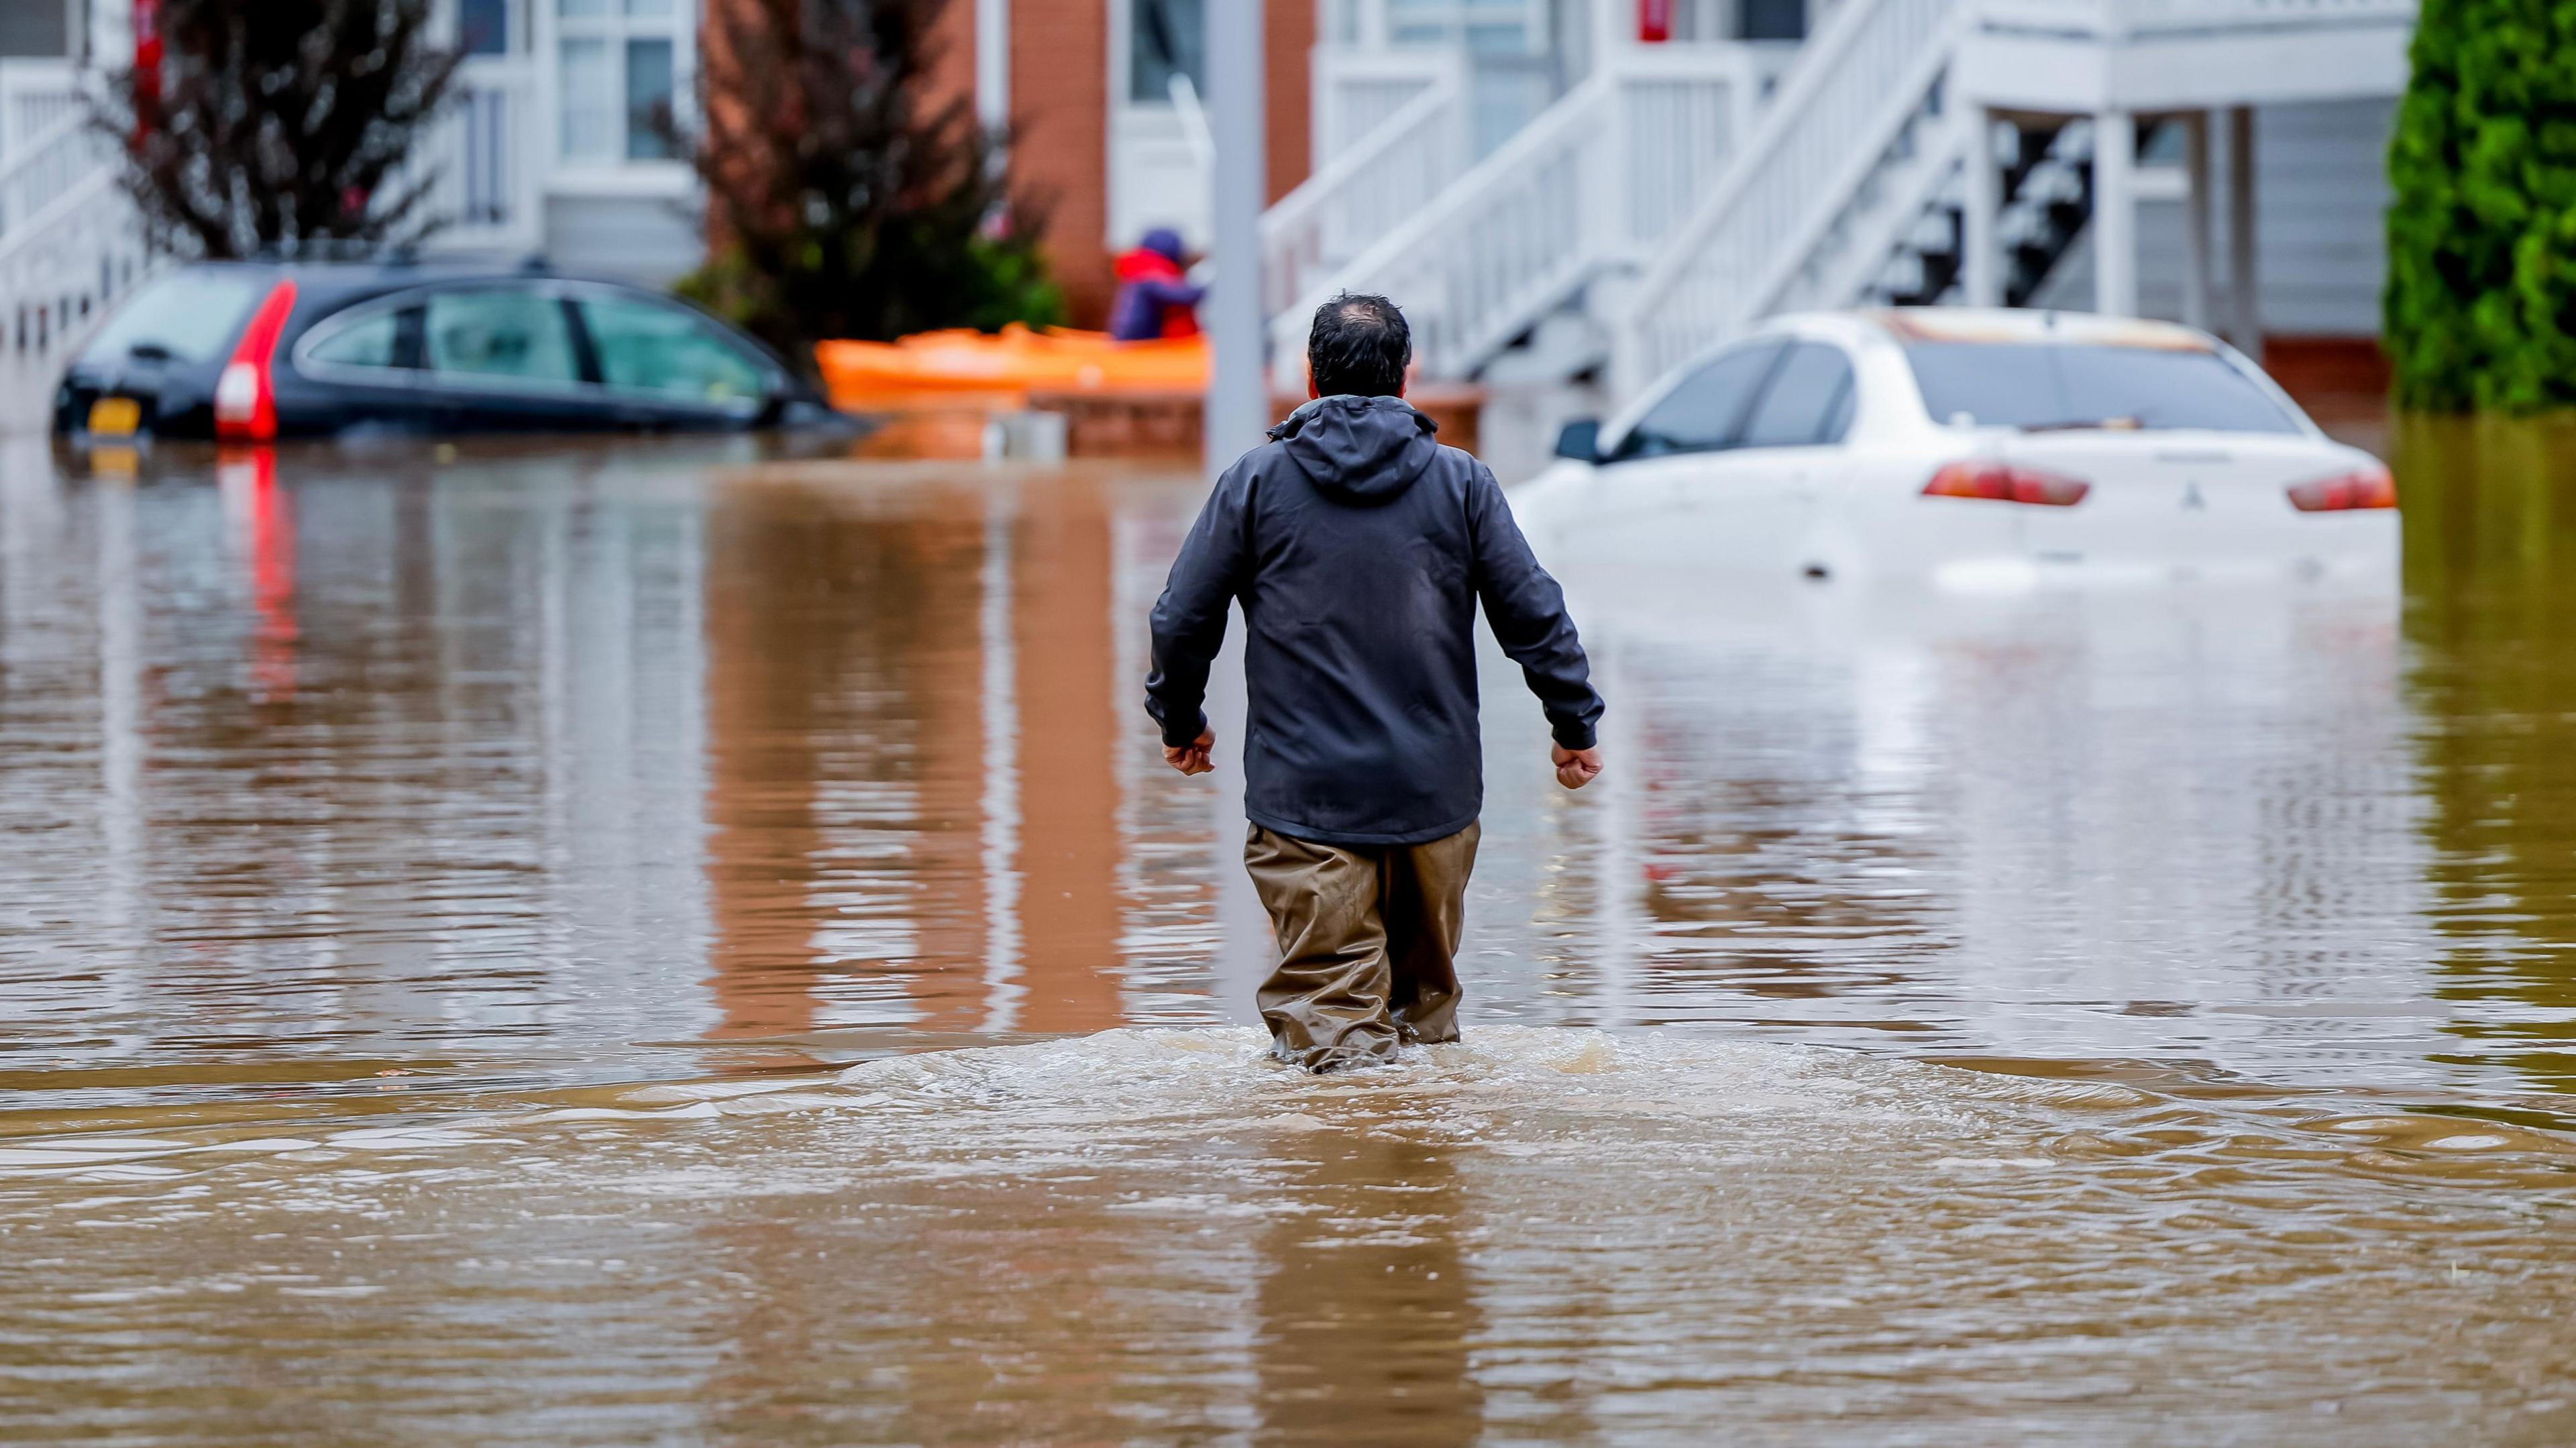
[0,164,148,433]
[1260,71,1468,317]
[0,107,112,242]
[1275,46,1762,385]
[0,64,148,431]
[1774,87,1979,314]
[1611,0,1968,398]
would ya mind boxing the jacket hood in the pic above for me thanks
[1266,395,1440,504]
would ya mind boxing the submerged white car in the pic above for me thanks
[1513,309,2396,589]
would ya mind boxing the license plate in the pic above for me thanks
[87,396,142,437]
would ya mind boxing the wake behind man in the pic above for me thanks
[1144,292,1606,1073]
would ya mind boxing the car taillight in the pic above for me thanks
[213,279,299,442]
[1921,461,2092,507]
[2285,464,2397,513]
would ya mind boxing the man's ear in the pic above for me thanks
[1306,376,1320,401]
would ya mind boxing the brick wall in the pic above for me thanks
[711,0,1320,332]
[1267,0,1314,205]
[1010,0,1115,324]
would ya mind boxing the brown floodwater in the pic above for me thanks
[4,421,2575,1444]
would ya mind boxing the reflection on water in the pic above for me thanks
[5,429,2576,1439]
[2398,417,2576,1095]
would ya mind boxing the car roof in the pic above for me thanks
[1607,307,2267,446]
[175,258,657,309]
[1850,307,2221,351]
[1752,309,2224,353]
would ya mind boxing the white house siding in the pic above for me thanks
[543,194,704,287]
[0,1,70,58]
[2033,97,2396,337]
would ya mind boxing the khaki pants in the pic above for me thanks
[1243,822,1481,1072]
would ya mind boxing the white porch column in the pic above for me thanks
[1358,0,1389,47]
[2180,111,2212,331]
[1961,109,2001,308]
[2227,104,2261,364]
[1205,0,1269,473]
[2092,109,2137,318]
[975,0,1010,133]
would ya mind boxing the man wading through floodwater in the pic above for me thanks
[1145,294,1605,1073]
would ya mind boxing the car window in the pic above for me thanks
[1611,339,1786,461]
[1737,343,1856,448]
[1816,372,1856,443]
[80,271,266,365]
[578,294,769,407]
[425,288,580,384]
[302,309,405,370]
[1904,341,2301,433]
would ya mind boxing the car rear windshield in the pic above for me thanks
[1904,341,2302,434]
[82,272,268,366]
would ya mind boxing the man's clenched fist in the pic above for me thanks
[1552,744,1603,789]
[1165,728,1217,776]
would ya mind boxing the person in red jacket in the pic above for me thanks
[1108,228,1205,341]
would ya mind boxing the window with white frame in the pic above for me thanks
[556,0,685,164]
[1130,0,1204,103]
[1383,0,1547,50]
[460,0,515,54]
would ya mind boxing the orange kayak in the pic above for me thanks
[815,325,1209,411]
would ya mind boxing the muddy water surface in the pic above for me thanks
[3,423,2575,1444]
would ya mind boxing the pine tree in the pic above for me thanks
[91,0,466,259]
[2385,0,2576,411]
[678,0,1062,370]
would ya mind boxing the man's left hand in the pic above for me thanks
[1552,744,1603,789]
[1165,728,1217,776]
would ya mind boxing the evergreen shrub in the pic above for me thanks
[2386,0,2576,411]
[676,0,1063,377]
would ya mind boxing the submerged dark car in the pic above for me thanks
[54,260,842,441]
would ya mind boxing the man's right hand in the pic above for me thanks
[1165,728,1217,777]
[1552,744,1603,789]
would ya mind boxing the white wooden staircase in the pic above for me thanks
[1261,42,1780,388]
[1610,0,2418,400]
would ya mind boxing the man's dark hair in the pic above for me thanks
[1307,293,1412,397]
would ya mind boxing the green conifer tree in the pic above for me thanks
[2385,0,2576,411]
[676,0,1063,373]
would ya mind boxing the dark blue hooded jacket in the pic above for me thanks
[1145,395,1603,847]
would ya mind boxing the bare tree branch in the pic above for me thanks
[90,0,466,260]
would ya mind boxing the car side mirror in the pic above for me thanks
[1554,418,1602,463]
